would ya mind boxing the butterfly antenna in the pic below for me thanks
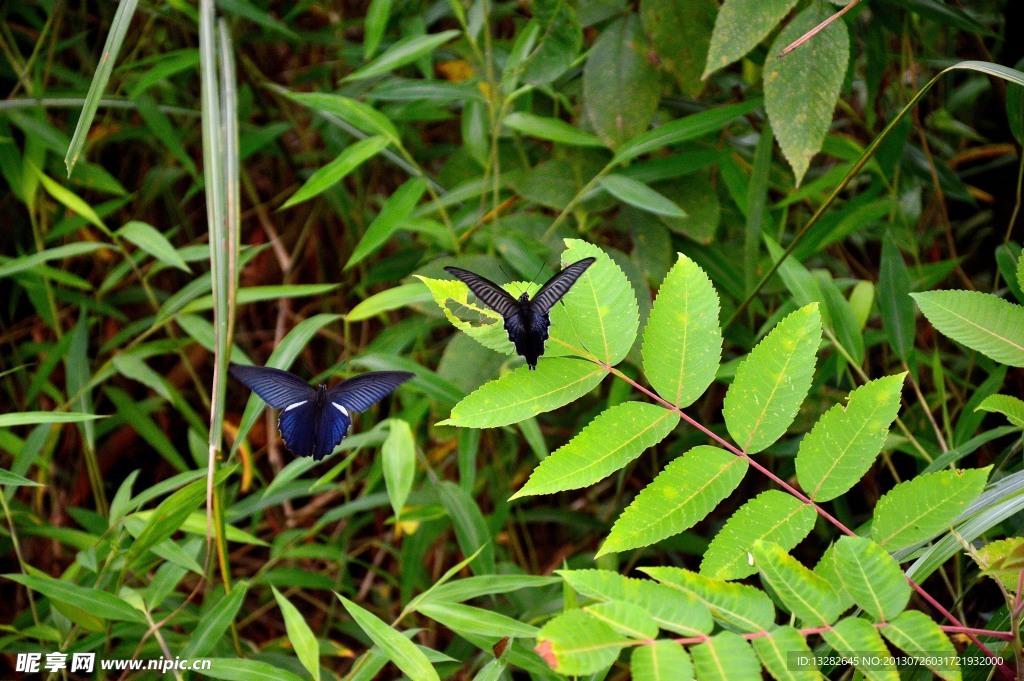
[497,263,524,297]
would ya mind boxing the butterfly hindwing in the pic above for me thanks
[328,371,415,413]
[229,364,316,408]
[530,257,595,314]
[444,266,520,319]
[277,399,318,459]
[314,400,352,461]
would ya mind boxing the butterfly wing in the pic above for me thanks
[444,266,519,319]
[277,399,318,459]
[327,371,415,413]
[312,401,352,461]
[530,257,595,314]
[229,364,316,408]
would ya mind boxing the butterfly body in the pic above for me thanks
[445,258,594,369]
[230,364,412,461]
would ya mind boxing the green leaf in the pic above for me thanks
[832,536,911,622]
[690,631,761,681]
[347,178,427,269]
[204,659,308,681]
[4,573,146,623]
[0,411,105,427]
[872,467,990,550]
[751,626,819,681]
[582,15,660,148]
[32,166,108,231]
[640,566,776,632]
[440,358,604,428]
[585,600,658,640]
[118,221,191,272]
[795,374,906,502]
[281,136,390,210]
[346,283,433,321]
[126,476,209,564]
[764,6,850,185]
[0,242,109,279]
[503,112,605,148]
[522,0,582,85]
[598,175,687,218]
[631,640,694,681]
[418,275,518,354]
[821,616,899,681]
[272,587,322,681]
[601,446,747,556]
[184,284,341,312]
[723,304,821,454]
[752,541,843,626]
[436,481,494,575]
[878,236,915,362]
[560,568,712,637]
[363,0,392,58]
[513,402,678,498]
[641,0,714,95]
[287,92,400,142]
[337,594,441,681]
[642,253,722,408]
[701,490,816,580]
[881,610,962,681]
[383,419,415,519]
[183,582,249,658]
[912,290,1024,366]
[344,30,461,82]
[418,602,538,639]
[559,239,640,366]
[976,394,1024,428]
[535,609,628,676]
[0,467,42,487]
[703,0,799,77]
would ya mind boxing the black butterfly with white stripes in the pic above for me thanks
[445,257,595,370]
[229,364,413,461]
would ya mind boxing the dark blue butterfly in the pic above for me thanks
[230,364,413,461]
[445,257,595,369]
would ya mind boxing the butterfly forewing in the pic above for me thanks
[530,257,595,314]
[444,267,520,319]
[328,371,415,412]
[229,364,316,409]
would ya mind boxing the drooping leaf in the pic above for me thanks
[347,178,427,269]
[872,467,990,550]
[764,6,850,185]
[436,480,495,575]
[751,626,819,681]
[703,0,800,77]
[503,112,605,148]
[631,640,694,681]
[118,221,191,272]
[0,411,105,427]
[878,236,915,362]
[880,610,962,681]
[417,602,538,639]
[601,446,747,556]
[752,541,843,626]
[640,567,776,633]
[288,92,400,142]
[795,374,906,502]
[346,283,433,321]
[535,609,628,675]
[832,536,911,622]
[513,402,678,498]
[0,242,109,279]
[183,582,249,658]
[204,660,307,681]
[821,616,899,681]
[690,631,761,680]
[912,290,1024,367]
[4,573,146,624]
[522,0,582,85]
[344,30,462,82]
[701,490,816,580]
[641,0,714,94]
[598,175,687,218]
[642,253,722,408]
[281,136,390,210]
[383,419,416,519]
[723,304,821,454]
[337,594,441,681]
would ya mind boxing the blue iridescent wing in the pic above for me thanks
[530,257,595,314]
[312,401,352,461]
[444,266,519,319]
[229,364,315,408]
[327,371,415,413]
[277,400,318,459]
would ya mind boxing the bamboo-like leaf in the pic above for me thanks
[871,467,990,550]
[0,467,42,487]
[821,617,899,681]
[642,253,722,408]
[631,640,693,681]
[560,569,712,637]
[880,610,962,681]
[701,490,816,580]
[337,594,441,681]
[751,626,819,681]
[752,541,843,626]
[601,446,747,556]
[272,587,322,681]
[535,609,628,676]
[598,175,687,218]
[512,402,678,498]
[640,566,775,633]
[832,536,910,622]
[287,91,400,142]
[347,178,427,269]
[383,419,415,519]
[584,600,659,640]
[702,0,799,77]
[204,659,307,681]
[418,602,538,639]
[4,573,146,624]
[65,0,141,174]
[344,30,461,82]
[33,166,108,231]
[723,304,821,454]
[439,358,604,428]
[503,112,605,148]
[281,136,390,210]
[690,631,761,680]
[0,243,109,279]
[795,374,905,502]
[878,236,915,362]
[363,0,392,58]
[912,290,1024,367]
[183,582,249,657]
[346,283,433,321]
[118,221,191,272]
[0,411,105,427]
[976,394,1024,428]
[436,481,494,575]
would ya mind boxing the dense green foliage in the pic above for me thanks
[2,0,1024,679]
